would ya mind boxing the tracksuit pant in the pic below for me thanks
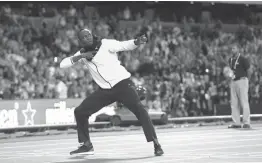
[74,78,157,143]
[230,77,251,125]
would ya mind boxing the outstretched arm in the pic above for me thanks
[60,50,94,68]
[60,51,82,68]
[108,35,147,53]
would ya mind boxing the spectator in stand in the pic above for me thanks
[123,7,131,20]
[67,80,81,98]
[208,81,218,115]
[55,76,68,99]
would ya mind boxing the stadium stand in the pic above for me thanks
[0,1,262,118]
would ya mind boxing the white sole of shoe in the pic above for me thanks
[79,151,95,155]
[70,150,95,156]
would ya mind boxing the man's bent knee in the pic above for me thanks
[74,107,81,116]
[74,106,87,117]
[74,106,93,117]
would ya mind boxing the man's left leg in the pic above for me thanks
[114,79,164,156]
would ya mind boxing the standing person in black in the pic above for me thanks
[226,44,251,129]
[60,29,164,156]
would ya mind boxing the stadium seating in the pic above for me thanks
[0,2,262,118]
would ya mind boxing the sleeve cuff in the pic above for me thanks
[70,57,74,64]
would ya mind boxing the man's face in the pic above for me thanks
[231,45,238,55]
[78,29,93,48]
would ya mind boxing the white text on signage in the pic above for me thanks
[0,109,18,128]
[46,101,75,125]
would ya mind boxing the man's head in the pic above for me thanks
[231,43,239,56]
[78,29,94,48]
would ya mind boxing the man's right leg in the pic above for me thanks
[229,81,241,128]
[70,88,115,155]
[238,78,251,128]
[114,79,163,156]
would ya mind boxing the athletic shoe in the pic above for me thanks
[70,143,94,155]
[154,144,164,156]
[228,124,241,128]
[242,124,251,129]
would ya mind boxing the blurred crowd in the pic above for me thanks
[1,2,262,117]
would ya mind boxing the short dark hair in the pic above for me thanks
[77,28,92,39]
[79,28,92,34]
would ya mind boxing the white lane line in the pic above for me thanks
[0,137,261,155]
[2,150,262,161]
[180,143,262,152]
[2,151,262,158]
[4,149,262,163]
[1,130,261,149]
[2,147,262,163]
[1,128,259,145]
[143,151,262,163]
[0,128,261,162]
[1,132,262,151]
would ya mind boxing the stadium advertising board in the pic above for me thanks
[0,99,261,129]
[0,99,115,129]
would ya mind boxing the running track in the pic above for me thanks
[1,124,262,163]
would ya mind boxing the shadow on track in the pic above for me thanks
[53,155,155,163]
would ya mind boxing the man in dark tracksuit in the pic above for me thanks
[60,29,164,156]
[228,44,251,129]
